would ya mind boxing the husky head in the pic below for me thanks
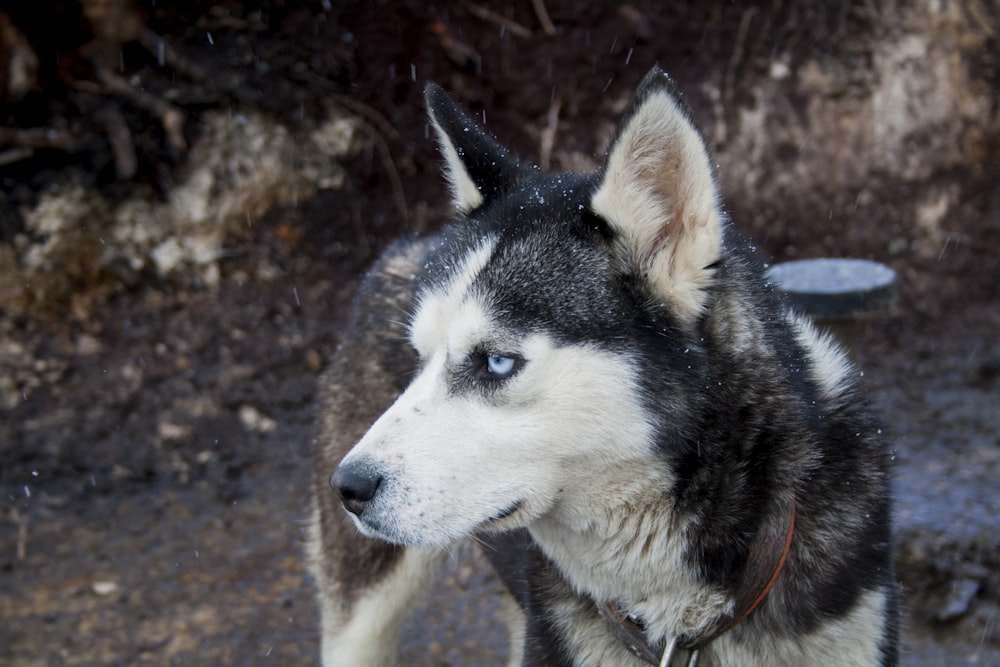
[333,68,726,548]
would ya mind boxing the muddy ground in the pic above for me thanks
[1,2,999,665]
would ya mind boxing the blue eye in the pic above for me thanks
[486,354,517,378]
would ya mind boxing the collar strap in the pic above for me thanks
[598,496,796,665]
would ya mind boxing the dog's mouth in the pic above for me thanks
[353,497,527,546]
[482,499,524,526]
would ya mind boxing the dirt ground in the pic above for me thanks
[1,2,998,665]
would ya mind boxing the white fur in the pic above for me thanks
[530,488,731,655]
[786,311,854,400]
[309,512,444,667]
[409,237,496,359]
[547,593,649,666]
[713,587,890,666]
[498,589,528,667]
[591,87,723,324]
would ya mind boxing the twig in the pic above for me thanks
[136,26,208,82]
[330,94,400,142]
[464,2,532,38]
[94,103,137,179]
[0,126,80,151]
[0,148,33,166]
[349,200,370,258]
[93,63,187,151]
[531,0,557,36]
[11,509,27,561]
[538,96,561,171]
[373,131,408,223]
[324,93,407,221]
[723,7,758,107]
[430,21,481,69]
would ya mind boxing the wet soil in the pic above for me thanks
[2,2,998,665]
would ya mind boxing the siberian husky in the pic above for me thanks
[309,67,899,666]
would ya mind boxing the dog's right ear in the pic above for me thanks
[425,83,523,213]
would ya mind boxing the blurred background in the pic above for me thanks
[1,1,997,665]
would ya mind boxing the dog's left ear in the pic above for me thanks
[425,84,523,213]
[591,68,723,324]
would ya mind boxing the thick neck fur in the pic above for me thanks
[528,462,734,644]
[520,244,896,665]
[526,245,814,648]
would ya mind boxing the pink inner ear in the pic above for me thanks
[589,88,722,323]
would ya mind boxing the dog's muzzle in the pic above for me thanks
[330,462,382,517]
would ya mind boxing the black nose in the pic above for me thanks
[330,463,383,517]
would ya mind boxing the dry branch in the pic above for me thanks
[539,96,562,171]
[531,0,557,36]
[464,2,532,38]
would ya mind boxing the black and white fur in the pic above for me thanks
[309,68,899,666]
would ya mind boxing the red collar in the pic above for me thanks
[598,497,796,666]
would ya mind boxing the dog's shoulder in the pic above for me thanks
[349,236,431,329]
[322,236,431,424]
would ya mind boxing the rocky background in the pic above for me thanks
[1,1,998,665]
